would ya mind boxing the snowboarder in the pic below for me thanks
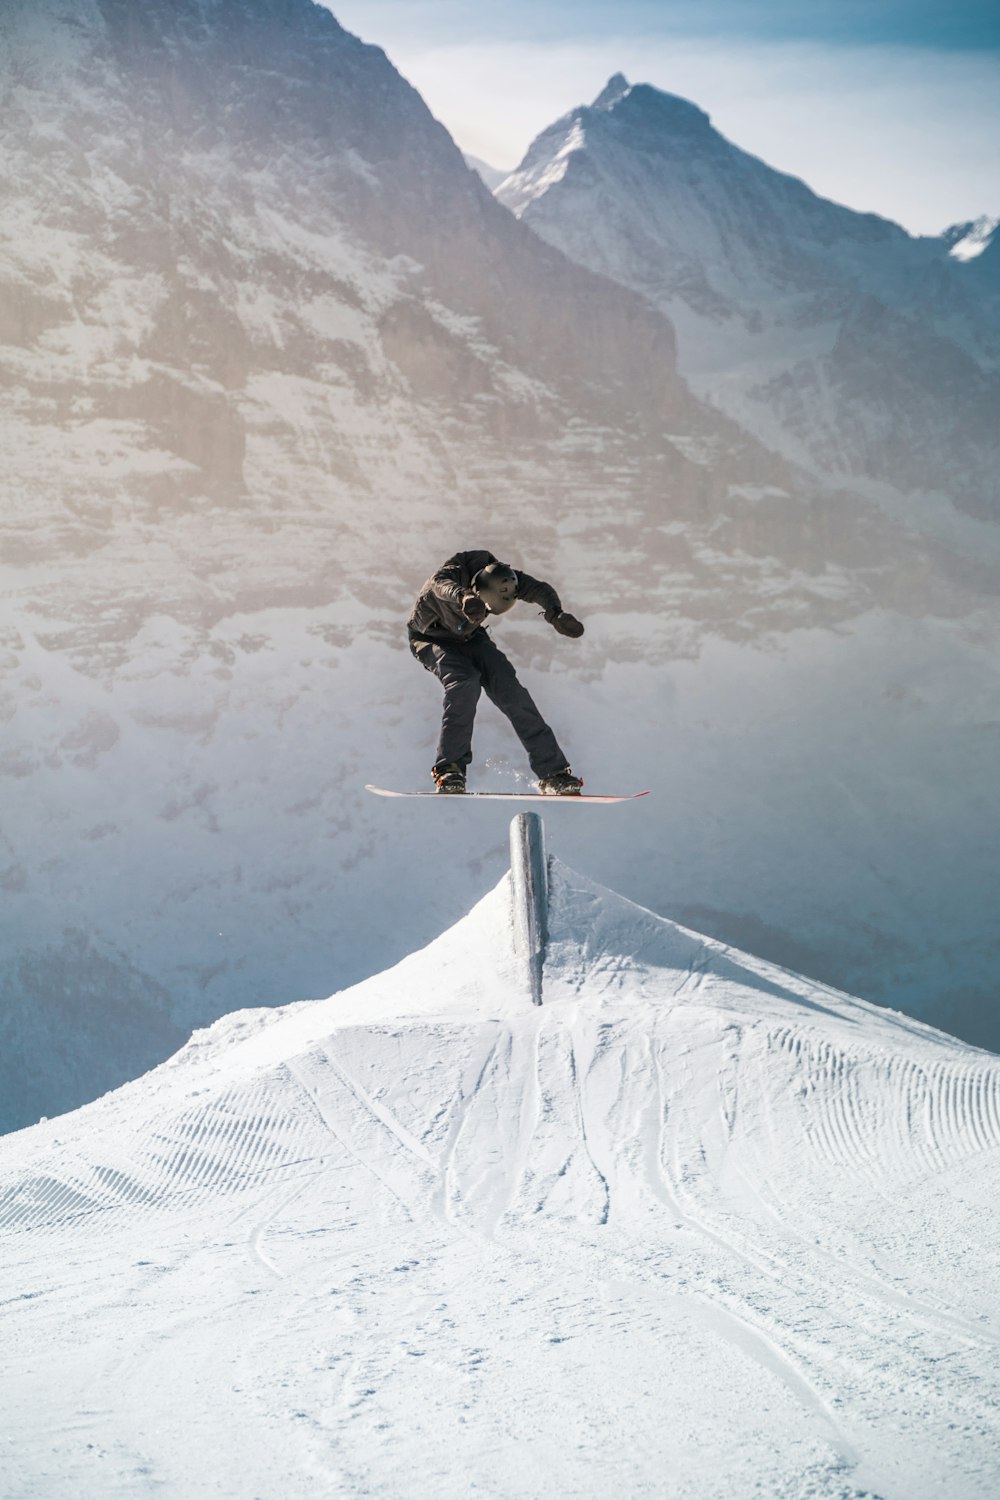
[407,550,585,794]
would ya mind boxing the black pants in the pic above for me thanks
[411,632,568,776]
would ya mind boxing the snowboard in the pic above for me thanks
[365,785,650,804]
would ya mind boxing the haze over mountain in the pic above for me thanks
[4,855,1000,1497]
[498,75,1000,516]
[2,2,999,1132]
[463,152,510,191]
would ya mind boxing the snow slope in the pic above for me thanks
[3,859,999,1499]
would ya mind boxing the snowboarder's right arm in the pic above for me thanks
[427,551,498,614]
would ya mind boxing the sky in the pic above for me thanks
[325,0,1000,235]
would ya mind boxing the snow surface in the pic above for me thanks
[3,858,999,1499]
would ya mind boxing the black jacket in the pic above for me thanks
[407,550,561,644]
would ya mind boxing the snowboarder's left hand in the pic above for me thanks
[548,610,584,638]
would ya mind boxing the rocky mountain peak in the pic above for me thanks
[611,81,713,138]
[498,70,1000,513]
[592,72,630,110]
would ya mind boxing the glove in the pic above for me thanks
[461,592,488,625]
[550,610,584,638]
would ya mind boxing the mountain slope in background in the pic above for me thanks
[498,75,1000,516]
[464,152,510,190]
[3,860,1000,1498]
[3,4,1000,1132]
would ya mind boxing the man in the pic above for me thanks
[407,549,585,794]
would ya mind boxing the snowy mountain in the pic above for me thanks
[3,4,1000,1134]
[497,76,1000,515]
[3,852,1000,1497]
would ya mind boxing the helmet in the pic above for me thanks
[473,562,519,614]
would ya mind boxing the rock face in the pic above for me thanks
[2,8,999,1131]
[498,77,1000,515]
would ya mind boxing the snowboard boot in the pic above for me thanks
[432,762,467,794]
[537,767,583,796]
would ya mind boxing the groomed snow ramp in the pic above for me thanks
[2,859,1000,1499]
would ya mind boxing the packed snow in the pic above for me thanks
[3,856,999,1499]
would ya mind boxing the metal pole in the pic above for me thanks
[510,812,548,1006]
